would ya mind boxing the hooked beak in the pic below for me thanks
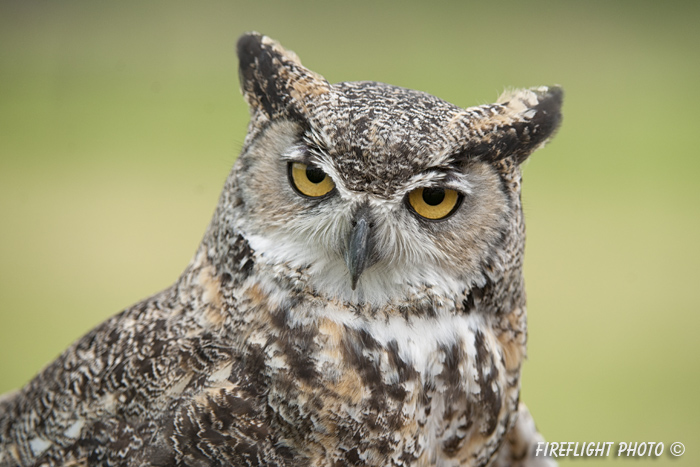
[345,205,376,290]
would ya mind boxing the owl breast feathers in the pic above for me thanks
[0,33,562,467]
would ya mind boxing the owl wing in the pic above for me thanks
[0,284,296,467]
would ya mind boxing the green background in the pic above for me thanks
[1,1,698,465]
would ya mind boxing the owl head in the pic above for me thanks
[212,33,562,309]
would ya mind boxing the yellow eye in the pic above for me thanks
[289,162,335,198]
[407,187,462,220]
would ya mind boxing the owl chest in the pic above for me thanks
[260,310,514,465]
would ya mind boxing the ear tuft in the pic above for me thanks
[236,32,329,118]
[499,85,562,137]
[460,86,563,165]
[497,86,563,164]
[237,32,266,89]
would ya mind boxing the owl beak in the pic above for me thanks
[345,205,375,291]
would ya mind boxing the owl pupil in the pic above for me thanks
[422,187,445,206]
[306,166,326,184]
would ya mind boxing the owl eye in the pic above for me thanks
[407,187,462,220]
[289,162,335,198]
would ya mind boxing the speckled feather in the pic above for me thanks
[0,33,561,467]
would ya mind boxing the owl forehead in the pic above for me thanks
[305,81,467,197]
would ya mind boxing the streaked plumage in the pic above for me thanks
[0,33,562,466]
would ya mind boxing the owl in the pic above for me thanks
[0,33,561,467]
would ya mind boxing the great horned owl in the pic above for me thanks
[0,33,562,466]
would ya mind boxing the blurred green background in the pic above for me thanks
[1,1,698,465]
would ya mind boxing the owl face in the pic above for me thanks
[227,34,562,306]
